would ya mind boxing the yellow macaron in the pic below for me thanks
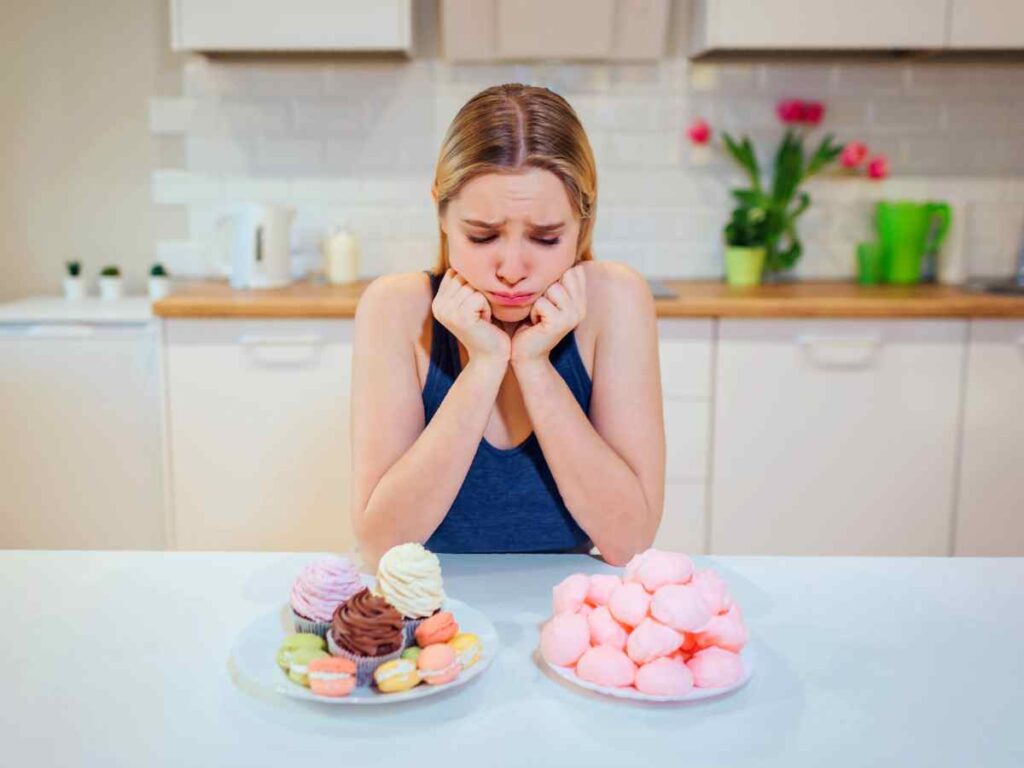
[373,658,421,693]
[448,633,483,670]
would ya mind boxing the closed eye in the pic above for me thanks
[468,235,560,246]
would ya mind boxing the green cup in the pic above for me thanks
[876,201,951,285]
[856,241,884,285]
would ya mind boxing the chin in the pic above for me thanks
[490,303,532,322]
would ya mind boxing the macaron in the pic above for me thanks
[415,611,459,646]
[307,656,357,698]
[287,647,330,686]
[276,633,326,671]
[417,643,461,686]
[448,632,482,670]
[401,646,422,663]
[374,658,421,693]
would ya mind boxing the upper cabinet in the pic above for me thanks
[170,0,413,53]
[442,0,670,61]
[691,0,1024,57]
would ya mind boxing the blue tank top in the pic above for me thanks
[421,271,594,554]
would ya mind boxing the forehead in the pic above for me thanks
[450,168,573,222]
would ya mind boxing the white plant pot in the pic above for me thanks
[148,276,171,300]
[62,277,85,300]
[98,277,124,300]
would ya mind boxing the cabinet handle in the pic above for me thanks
[238,334,324,348]
[797,335,881,369]
[239,334,324,368]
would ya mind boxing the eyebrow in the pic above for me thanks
[460,218,565,233]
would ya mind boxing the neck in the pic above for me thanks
[493,318,528,336]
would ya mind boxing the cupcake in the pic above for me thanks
[290,555,363,639]
[374,543,446,644]
[327,588,405,687]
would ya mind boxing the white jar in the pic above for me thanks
[148,276,171,300]
[323,229,360,284]
[98,276,124,300]
[62,277,85,300]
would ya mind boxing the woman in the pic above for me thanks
[351,83,664,567]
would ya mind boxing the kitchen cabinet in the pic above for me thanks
[953,321,1024,555]
[164,319,355,551]
[442,0,670,62]
[690,0,949,55]
[0,306,166,549]
[948,0,1024,48]
[654,319,713,554]
[170,0,412,53]
[709,319,966,556]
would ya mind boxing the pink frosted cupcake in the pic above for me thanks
[290,555,363,639]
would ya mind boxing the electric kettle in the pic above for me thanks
[213,203,295,289]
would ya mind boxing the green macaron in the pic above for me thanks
[287,647,330,686]
[276,633,326,671]
[401,646,422,663]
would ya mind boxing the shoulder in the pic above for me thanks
[579,260,654,325]
[354,271,434,346]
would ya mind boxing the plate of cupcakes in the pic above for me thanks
[230,543,499,704]
[538,548,754,703]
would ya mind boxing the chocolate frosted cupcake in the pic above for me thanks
[327,588,405,687]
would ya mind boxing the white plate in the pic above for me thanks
[230,597,499,705]
[542,643,754,703]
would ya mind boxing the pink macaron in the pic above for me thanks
[307,656,357,698]
[686,646,744,688]
[607,582,651,628]
[635,656,695,697]
[575,645,636,688]
[540,612,590,667]
[650,583,713,633]
[626,617,684,664]
[417,643,461,686]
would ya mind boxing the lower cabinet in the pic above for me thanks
[954,320,1024,556]
[164,319,355,551]
[709,319,967,556]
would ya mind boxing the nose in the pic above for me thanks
[496,241,527,287]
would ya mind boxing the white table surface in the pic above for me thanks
[2,552,1022,767]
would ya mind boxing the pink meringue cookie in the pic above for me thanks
[586,574,622,607]
[575,645,636,688]
[624,549,694,592]
[626,617,684,664]
[635,656,695,697]
[587,605,629,651]
[289,555,363,623]
[552,573,590,615]
[576,602,594,618]
[540,612,590,667]
[687,646,744,688]
[694,603,748,653]
[650,583,713,633]
[691,569,732,615]
[607,582,651,627]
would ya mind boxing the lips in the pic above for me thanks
[489,291,535,306]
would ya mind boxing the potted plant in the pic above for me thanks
[148,263,171,300]
[98,265,123,300]
[63,261,85,300]
[688,100,887,282]
[723,203,769,286]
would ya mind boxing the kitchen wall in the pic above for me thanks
[4,1,1024,300]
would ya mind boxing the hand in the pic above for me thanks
[432,269,511,366]
[510,265,587,368]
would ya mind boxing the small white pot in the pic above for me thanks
[148,276,172,300]
[62,277,85,300]
[98,276,124,300]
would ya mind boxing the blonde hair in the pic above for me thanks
[431,83,597,274]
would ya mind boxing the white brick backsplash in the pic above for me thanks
[833,64,909,95]
[149,98,199,134]
[218,101,290,136]
[184,137,252,173]
[253,138,323,174]
[152,170,222,205]
[288,178,362,203]
[965,202,1024,277]
[870,101,943,133]
[758,63,836,95]
[220,177,290,203]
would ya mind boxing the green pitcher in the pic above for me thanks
[875,201,951,284]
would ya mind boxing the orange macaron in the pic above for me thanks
[416,643,461,686]
[414,611,459,646]
[307,656,357,697]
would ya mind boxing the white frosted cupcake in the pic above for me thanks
[374,543,446,644]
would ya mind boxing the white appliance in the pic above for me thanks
[217,203,295,290]
[0,298,166,549]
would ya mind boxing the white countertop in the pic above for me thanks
[0,296,154,323]
[2,552,1022,767]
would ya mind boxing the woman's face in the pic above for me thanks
[440,168,580,323]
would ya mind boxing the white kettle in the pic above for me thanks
[214,203,295,289]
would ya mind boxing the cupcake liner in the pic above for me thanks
[327,631,405,688]
[403,606,445,646]
[292,609,331,640]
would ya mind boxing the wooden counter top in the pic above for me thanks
[152,278,1024,319]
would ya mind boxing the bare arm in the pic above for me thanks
[512,265,665,565]
[349,274,508,568]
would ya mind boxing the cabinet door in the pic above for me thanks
[954,321,1024,555]
[165,319,354,551]
[656,319,713,553]
[171,0,412,52]
[693,0,949,52]
[710,319,966,556]
[949,0,1024,48]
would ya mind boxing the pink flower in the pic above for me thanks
[687,118,711,145]
[776,99,806,124]
[867,155,889,180]
[840,141,869,168]
[803,101,825,125]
